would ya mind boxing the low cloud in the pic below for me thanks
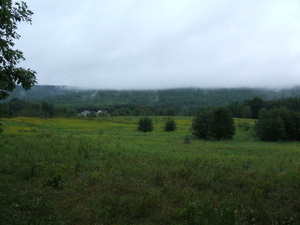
[17,0,300,89]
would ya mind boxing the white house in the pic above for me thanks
[97,109,109,117]
[81,110,91,116]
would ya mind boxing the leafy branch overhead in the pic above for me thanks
[0,0,36,100]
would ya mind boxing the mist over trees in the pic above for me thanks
[4,86,300,118]
[3,86,300,120]
[6,86,300,111]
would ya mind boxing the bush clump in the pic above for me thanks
[164,118,177,132]
[138,117,153,132]
[191,106,235,140]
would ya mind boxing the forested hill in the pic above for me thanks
[5,85,300,109]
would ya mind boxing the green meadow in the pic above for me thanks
[0,117,299,224]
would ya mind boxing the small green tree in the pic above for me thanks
[138,117,153,132]
[41,102,55,118]
[212,106,235,140]
[164,118,177,132]
[191,109,213,140]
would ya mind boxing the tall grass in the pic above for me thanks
[0,117,299,224]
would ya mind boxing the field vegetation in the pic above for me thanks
[1,2,300,224]
[0,116,299,224]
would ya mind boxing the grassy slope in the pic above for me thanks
[0,117,299,224]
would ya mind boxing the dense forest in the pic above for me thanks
[2,85,300,118]
[4,85,300,106]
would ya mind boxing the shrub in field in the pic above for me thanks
[164,118,177,132]
[46,173,65,189]
[0,123,3,133]
[212,106,235,140]
[138,117,153,132]
[191,106,235,140]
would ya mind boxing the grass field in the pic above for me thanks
[0,117,299,224]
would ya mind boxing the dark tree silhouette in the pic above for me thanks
[0,0,36,100]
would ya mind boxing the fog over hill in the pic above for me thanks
[4,85,300,110]
[4,85,82,101]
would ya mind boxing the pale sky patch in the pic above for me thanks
[16,0,300,89]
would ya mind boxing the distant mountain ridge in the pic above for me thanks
[4,85,300,109]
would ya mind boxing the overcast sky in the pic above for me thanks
[16,0,300,89]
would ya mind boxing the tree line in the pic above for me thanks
[229,96,300,119]
[2,96,300,142]
[7,86,300,114]
[255,107,300,141]
[0,98,179,118]
[0,98,77,118]
[3,95,300,118]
